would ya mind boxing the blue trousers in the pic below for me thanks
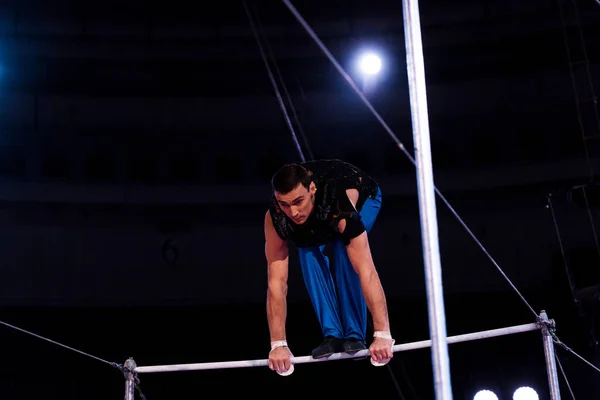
[297,188,382,343]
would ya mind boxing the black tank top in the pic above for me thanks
[268,159,379,248]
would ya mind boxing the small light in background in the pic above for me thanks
[358,52,382,76]
[513,386,539,400]
[473,389,499,400]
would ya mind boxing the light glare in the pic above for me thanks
[513,386,539,400]
[359,53,382,76]
[473,390,499,400]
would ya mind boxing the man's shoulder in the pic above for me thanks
[266,198,281,218]
[266,199,292,238]
[264,208,273,222]
[264,208,278,229]
[265,206,283,222]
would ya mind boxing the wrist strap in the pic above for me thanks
[373,331,393,340]
[270,340,288,351]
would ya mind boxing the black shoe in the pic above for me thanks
[343,338,367,353]
[343,338,369,360]
[311,336,345,359]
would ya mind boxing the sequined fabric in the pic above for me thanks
[268,159,379,247]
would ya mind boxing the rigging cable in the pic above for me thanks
[244,2,414,399]
[550,0,600,367]
[282,0,600,379]
[0,319,148,397]
[555,353,577,399]
[249,3,315,161]
[546,194,578,301]
[556,0,595,181]
[281,0,538,319]
[243,0,306,162]
[556,0,600,182]
[0,319,119,368]
[580,185,600,260]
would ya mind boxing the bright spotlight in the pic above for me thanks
[473,390,499,400]
[513,386,539,400]
[358,52,382,76]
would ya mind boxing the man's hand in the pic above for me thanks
[268,346,293,374]
[369,337,394,365]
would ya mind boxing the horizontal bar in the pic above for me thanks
[396,321,541,351]
[134,322,541,374]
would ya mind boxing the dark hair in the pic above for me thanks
[271,163,311,194]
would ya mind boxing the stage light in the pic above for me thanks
[473,389,499,400]
[358,52,382,76]
[513,386,539,400]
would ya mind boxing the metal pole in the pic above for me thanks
[540,311,561,400]
[124,358,137,400]
[402,1,453,399]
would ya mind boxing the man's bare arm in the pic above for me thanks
[339,189,390,332]
[344,231,390,332]
[264,210,290,342]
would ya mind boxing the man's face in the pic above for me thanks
[274,182,316,225]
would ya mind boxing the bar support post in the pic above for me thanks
[540,311,561,400]
[124,358,137,400]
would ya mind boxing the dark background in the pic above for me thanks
[0,0,599,399]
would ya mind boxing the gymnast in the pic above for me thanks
[263,159,394,374]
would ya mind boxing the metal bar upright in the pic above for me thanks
[401,0,453,399]
[540,311,561,400]
[124,358,137,400]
